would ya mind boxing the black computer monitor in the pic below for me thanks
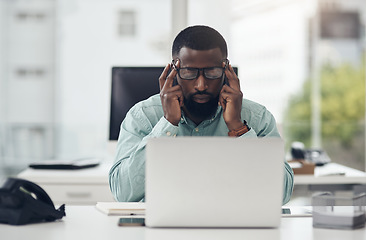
[109,66,238,140]
[109,67,163,140]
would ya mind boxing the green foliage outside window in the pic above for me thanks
[284,61,365,149]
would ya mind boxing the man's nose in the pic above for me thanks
[195,72,208,91]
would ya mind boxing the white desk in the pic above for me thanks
[294,163,366,185]
[289,163,366,205]
[17,162,366,205]
[292,163,366,196]
[1,206,366,240]
[17,162,115,205]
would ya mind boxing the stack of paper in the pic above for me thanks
[96,202,145,216]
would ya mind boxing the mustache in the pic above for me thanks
[191,91,214,97]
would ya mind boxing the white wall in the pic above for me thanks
[187,0,232,49]
[55,0,171,159]
[0,0,55,166]
[55,0,235,160]
[0,1,5,124]
[10,0,362,165]
[0,1,4,163]
[0,0,234,165]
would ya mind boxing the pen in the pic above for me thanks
[319,172,346,177]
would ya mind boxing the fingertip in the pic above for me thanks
[221,84,227,91]
[162,64,171,76]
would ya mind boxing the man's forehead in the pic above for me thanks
[175,47,225,62]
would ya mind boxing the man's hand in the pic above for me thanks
[219,64,244,131]
[159,61,183,126]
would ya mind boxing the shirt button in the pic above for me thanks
[195,128,199,132]
[166,131,171,136]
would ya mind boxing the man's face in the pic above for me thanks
[175,47,226,119]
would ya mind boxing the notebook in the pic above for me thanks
[95,202,145,216]
[145,137,284,228]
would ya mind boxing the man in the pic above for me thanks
[109,25,293,204]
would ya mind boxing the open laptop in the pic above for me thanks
[145,137,284,228]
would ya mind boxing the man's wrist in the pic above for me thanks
[164,116,180,126]
[228,120,250,137]
[227,120,244,131]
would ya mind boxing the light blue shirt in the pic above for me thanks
[109,94,294,204]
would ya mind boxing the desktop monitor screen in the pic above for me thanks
[109,66,238,141]
[109,67,163,140]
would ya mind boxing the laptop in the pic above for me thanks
[145,137,284,228]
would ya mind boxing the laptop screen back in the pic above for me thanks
[145,137,284,228]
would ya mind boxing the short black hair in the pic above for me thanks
[172,25,228,58]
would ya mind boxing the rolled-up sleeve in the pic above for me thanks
[109,106,178,202]
[239,104,294,205]
[283,161,294,204]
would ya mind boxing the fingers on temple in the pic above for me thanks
[159,64,171,90]
[225,65,240,90]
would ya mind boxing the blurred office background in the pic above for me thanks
[0,0,365,177]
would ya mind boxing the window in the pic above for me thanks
[283,10,365,171]
[230,1,365,171]
[117,10,136,37]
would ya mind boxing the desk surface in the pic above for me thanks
[294,163,366,185]
[1,206,366,240]
[18,162,366,186]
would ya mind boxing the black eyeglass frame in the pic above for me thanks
[172,59,230,80]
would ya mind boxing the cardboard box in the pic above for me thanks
[288,160,315,175]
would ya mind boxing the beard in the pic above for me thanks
[184,91,219,120]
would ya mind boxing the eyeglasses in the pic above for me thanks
[172,59,229,80]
